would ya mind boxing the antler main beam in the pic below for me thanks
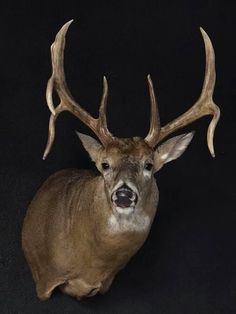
[43,20,114,159]
[145,28,220,157]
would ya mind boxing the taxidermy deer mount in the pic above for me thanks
[22,20,220,301]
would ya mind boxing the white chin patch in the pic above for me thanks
[115,206,135,215]
[108,207,151,234]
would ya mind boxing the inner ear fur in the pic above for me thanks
[76,131,103,162]
[154,132,194,172]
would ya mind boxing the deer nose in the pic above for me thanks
[112,184,138,208]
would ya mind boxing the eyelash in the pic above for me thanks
[144,163,153,171]
[101,162,110,170]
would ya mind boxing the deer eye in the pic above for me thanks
[144,163,153,171]
[101,162,110,170]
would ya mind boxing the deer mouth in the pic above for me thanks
[111,184,138,209]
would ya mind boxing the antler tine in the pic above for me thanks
[43,20,113,159]
[145,28,220,157]
[97,76,114,140]
[144,75,161,146]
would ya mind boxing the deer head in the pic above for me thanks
[43,20,220,214]
[21,20,221,301]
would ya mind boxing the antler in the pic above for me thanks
[43,20,114,159]
[145,28,220,157]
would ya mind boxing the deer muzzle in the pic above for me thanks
[111,184,138,209]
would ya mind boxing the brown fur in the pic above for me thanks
[22,135,193,300]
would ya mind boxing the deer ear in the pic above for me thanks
[154,132,194,172]
[76,131,102,162]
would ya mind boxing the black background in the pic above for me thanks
[1,1,236,313]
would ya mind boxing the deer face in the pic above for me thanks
[87,137,154,214]
[77,132,194,214]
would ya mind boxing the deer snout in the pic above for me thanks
[111,184,138,208]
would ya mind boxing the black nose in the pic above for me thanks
[112,184,138,208]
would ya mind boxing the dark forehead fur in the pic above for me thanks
[105,137,153,157]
